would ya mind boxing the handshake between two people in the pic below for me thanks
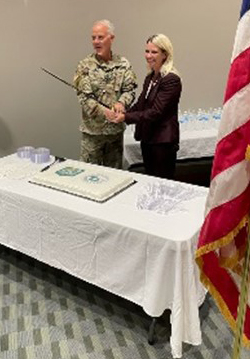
[104,102,125,124]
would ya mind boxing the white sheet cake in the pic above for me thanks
[30,160,134,202]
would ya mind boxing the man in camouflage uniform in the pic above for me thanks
[73,19,137,168]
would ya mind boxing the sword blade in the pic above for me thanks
[41,67,110,109]
[41,67,77,90]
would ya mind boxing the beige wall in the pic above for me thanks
[0,0,241,159]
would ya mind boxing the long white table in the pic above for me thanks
[0,155,208,358]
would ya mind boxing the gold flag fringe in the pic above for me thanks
[196,214,249,264]
[245,145,250,161]
[196,256,250,349]
[232,220,250,359]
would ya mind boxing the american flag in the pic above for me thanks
[196,0,250,345]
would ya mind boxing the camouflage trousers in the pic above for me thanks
[80,132,124,169]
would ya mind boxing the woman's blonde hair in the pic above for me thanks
[146,34,179,77]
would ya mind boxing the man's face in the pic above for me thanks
[92,23,114,62]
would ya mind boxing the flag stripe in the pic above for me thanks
[207,160,250,211]
[217,83,250,142]
[224,46,250,103]
[240,0,250,18]
[211,118,250,178]
[232,10,250,60]
[198,183,250,249]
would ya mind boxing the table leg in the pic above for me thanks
[148,317,157,345]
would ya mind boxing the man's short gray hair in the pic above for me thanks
[93,19,115,35]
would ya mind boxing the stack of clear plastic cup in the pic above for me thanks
[30,147,50,163]
[17,146,35,159]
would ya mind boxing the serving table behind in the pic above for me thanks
[0,154,208,358]
[123,124,218,169]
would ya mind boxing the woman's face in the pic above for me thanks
[145,42,166,73]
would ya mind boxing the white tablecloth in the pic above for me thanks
[124,125,218,168]
[0,155,208,358]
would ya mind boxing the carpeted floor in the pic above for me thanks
[0,245,249,359]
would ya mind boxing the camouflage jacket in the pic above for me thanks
[73,53,137,135]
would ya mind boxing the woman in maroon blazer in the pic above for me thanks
[111,34,182,179]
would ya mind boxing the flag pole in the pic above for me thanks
[232,218,250,359]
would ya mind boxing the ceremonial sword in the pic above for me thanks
[41,67,79,91]
[40,67,110,109]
